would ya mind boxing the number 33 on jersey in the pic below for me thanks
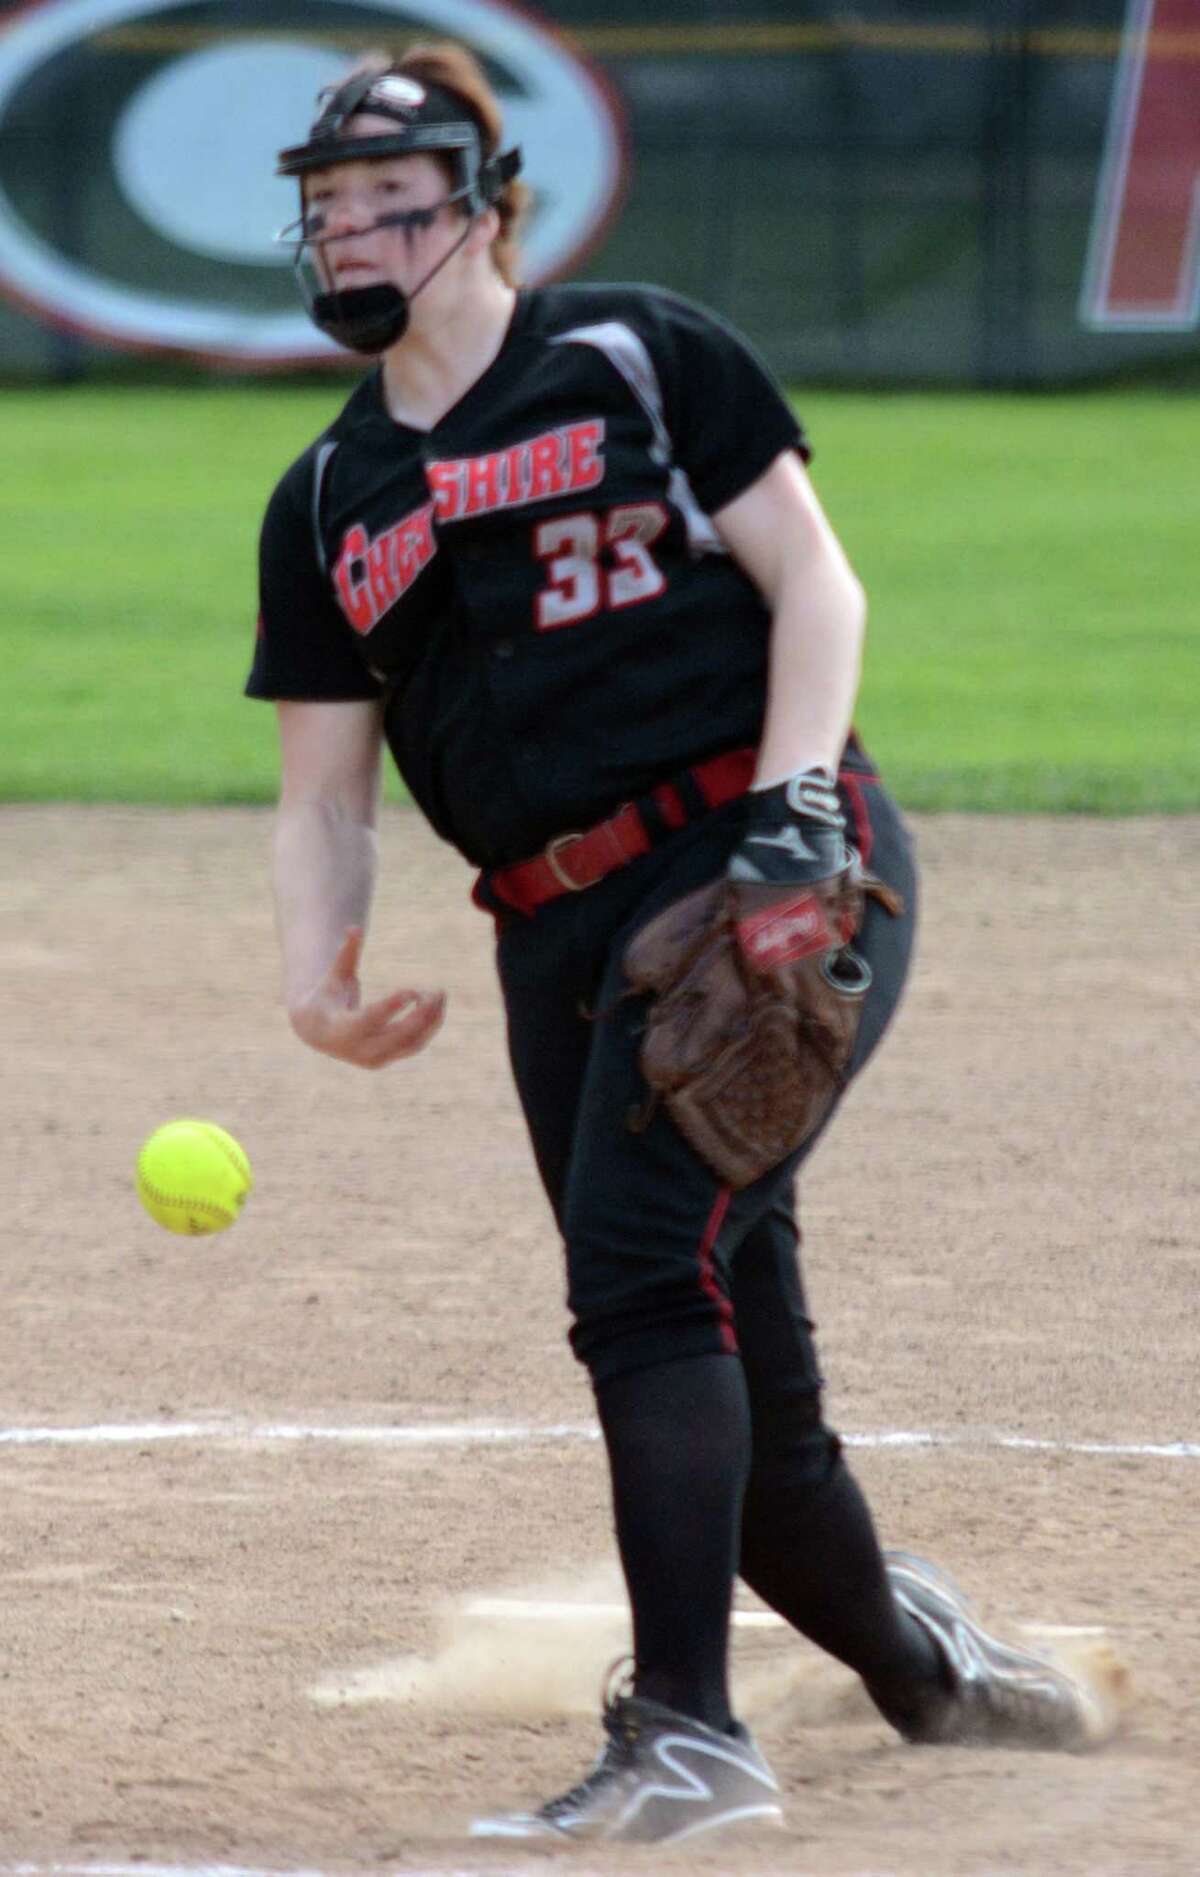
[330,417,665,636]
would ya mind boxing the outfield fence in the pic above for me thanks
[0,0,1197,385]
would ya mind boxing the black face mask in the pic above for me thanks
[298,206,475,355]
[309,282,410,354]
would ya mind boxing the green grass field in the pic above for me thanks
[3,382,1195,811]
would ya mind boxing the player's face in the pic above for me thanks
[303,143,464,294]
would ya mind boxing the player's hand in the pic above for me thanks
[727,766,851,887]
[289,926,446,1069]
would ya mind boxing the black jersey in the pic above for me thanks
[247,283,807,868]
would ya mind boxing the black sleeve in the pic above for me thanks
[245,454,384,703]
[652,291,810,516]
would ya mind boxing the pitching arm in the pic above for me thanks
[273,699,445,1068]
[713,449,865,787]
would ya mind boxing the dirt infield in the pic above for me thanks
[1,803,1196,1876]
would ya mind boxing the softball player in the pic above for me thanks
[248,41,1107,1845]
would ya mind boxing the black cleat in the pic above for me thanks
[470,1689,783,1844]
[885,1551,1112,1749]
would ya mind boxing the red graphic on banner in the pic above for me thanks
[1083,0,1200,328]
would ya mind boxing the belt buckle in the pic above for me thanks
[545,830,588,891]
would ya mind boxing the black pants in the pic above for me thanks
[496,770,918,1393]
[493,774,940,1727]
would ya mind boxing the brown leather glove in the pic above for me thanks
[623,835,900,1189]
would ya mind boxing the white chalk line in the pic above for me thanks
[7,1862,615,1877]
[462,1595,784,1628]
[6,1867,339,1877]
[0,1418,1195,1458]
[2,1861,898,1877]
[3,1866,552,1877]
[0,1860,918,1877]
[0,1419,590,1448]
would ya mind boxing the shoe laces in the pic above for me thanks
[540,1709,640,1821]
[538,1658,641,1823]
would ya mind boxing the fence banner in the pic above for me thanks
[0,0,1196,383]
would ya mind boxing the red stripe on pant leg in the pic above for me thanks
[838,771,875,867]
[696,1187,738,1352]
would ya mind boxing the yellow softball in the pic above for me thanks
[135,1119,253,1236]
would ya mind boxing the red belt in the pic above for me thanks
[480,747,759,916]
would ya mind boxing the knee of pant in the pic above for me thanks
[749,1387,841,1487]
[751,1425,842,1493]
[567,1285,736,1386]
[563,1220,736,1368]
